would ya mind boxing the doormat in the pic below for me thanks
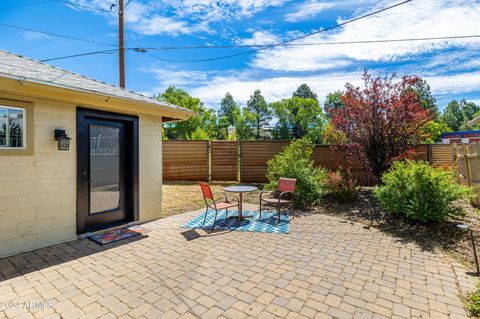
[88,225,150,245]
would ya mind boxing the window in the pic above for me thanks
[0,106,26,149]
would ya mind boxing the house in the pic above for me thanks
[0,50,194,258]
[441,130,480,144]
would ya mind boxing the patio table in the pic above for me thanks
[224,185,257,220]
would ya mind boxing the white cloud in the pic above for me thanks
[22,31,54,41]
[72,0,291,36]
[130,16,194,36]
[236,31,280,45]
[143,67,480,109]
[252,0,480,71]
[425,71,480,95]
[285,1,335,22]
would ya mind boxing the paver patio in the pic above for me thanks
[0,204,476,319]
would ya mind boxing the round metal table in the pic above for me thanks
[224,185,258,220]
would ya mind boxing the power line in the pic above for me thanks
[124,0,133,9]
[38,34,480,62]
[0,22,117,47]
[40,49,118,62]
[136,35,480,51]
[52,0,114,13]
[144,0,415,63]
[0,0,53,11]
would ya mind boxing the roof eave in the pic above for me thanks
[0,72,196,121]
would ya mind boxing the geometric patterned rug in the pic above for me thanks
[182,210,290,234]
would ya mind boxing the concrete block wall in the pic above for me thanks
[0,97,165,258]
[0,98,77,257]
[139,114,164,221]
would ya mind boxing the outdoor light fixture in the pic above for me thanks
[457,224,479,276]
[54,129,71,151]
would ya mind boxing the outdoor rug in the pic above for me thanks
[88,225,150,245]
[182,210,290,234]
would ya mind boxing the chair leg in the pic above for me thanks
[211,209,219,232]
[291,203,295,219]
[202,208,208,227]
[259,200,262,220]
[226,208,228,219]
[276,205,281,225]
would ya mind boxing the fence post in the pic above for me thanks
[207,140,211,182]
[239,141,243,183]
[428,144,433,164]
[465,144,473,186]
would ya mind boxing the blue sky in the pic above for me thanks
[0,0,479,111]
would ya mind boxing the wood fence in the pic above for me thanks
[211,141,238,181]
[431,144,455,167]
[454,143,480,185]
[162,140,209,181]
[163,140,455,184]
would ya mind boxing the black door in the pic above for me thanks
[77,108,139,233]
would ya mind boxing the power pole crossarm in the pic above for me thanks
[118,0,125,88]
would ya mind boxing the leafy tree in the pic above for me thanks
[234,108,256,140]
[407,78,439,119]
[293,84,317,101]
[219,93,240,127]
[246,89,271,139]
[324,91,344,117]
[442,99,480,131]
[422,121,451,143]
[271,97,326,142]
[158,86,215,140]
[215,115,230,140]
[326,72,432,181]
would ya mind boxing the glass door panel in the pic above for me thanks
[89,125,120,214]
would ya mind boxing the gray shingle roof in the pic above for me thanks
[0,49,191,115]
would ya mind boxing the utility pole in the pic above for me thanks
[118,0,125,88]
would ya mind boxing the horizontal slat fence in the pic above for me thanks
[240,141,289,183]
[431,144,454,166]
[211,141,238,181]
[162,141,455,183]
[162,140,209,181]
[240,143,429,185]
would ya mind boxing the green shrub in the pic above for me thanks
[324,167,358,202]
[467,283,480,317]
[266,138,327,205]
[374,160,471,223]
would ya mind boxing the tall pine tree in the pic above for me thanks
[293,84,317,101]
[246,90,271,139]
[219,92,240,127]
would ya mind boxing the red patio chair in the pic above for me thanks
[259,178,296,224]
[199,183,239,231]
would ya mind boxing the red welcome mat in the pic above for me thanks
[88,225,150,245]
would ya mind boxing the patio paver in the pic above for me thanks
[0,204,476,318]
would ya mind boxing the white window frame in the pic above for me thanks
[0,105,27,150]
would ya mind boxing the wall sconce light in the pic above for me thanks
[54,129,71,151]
[457,224,479,276]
